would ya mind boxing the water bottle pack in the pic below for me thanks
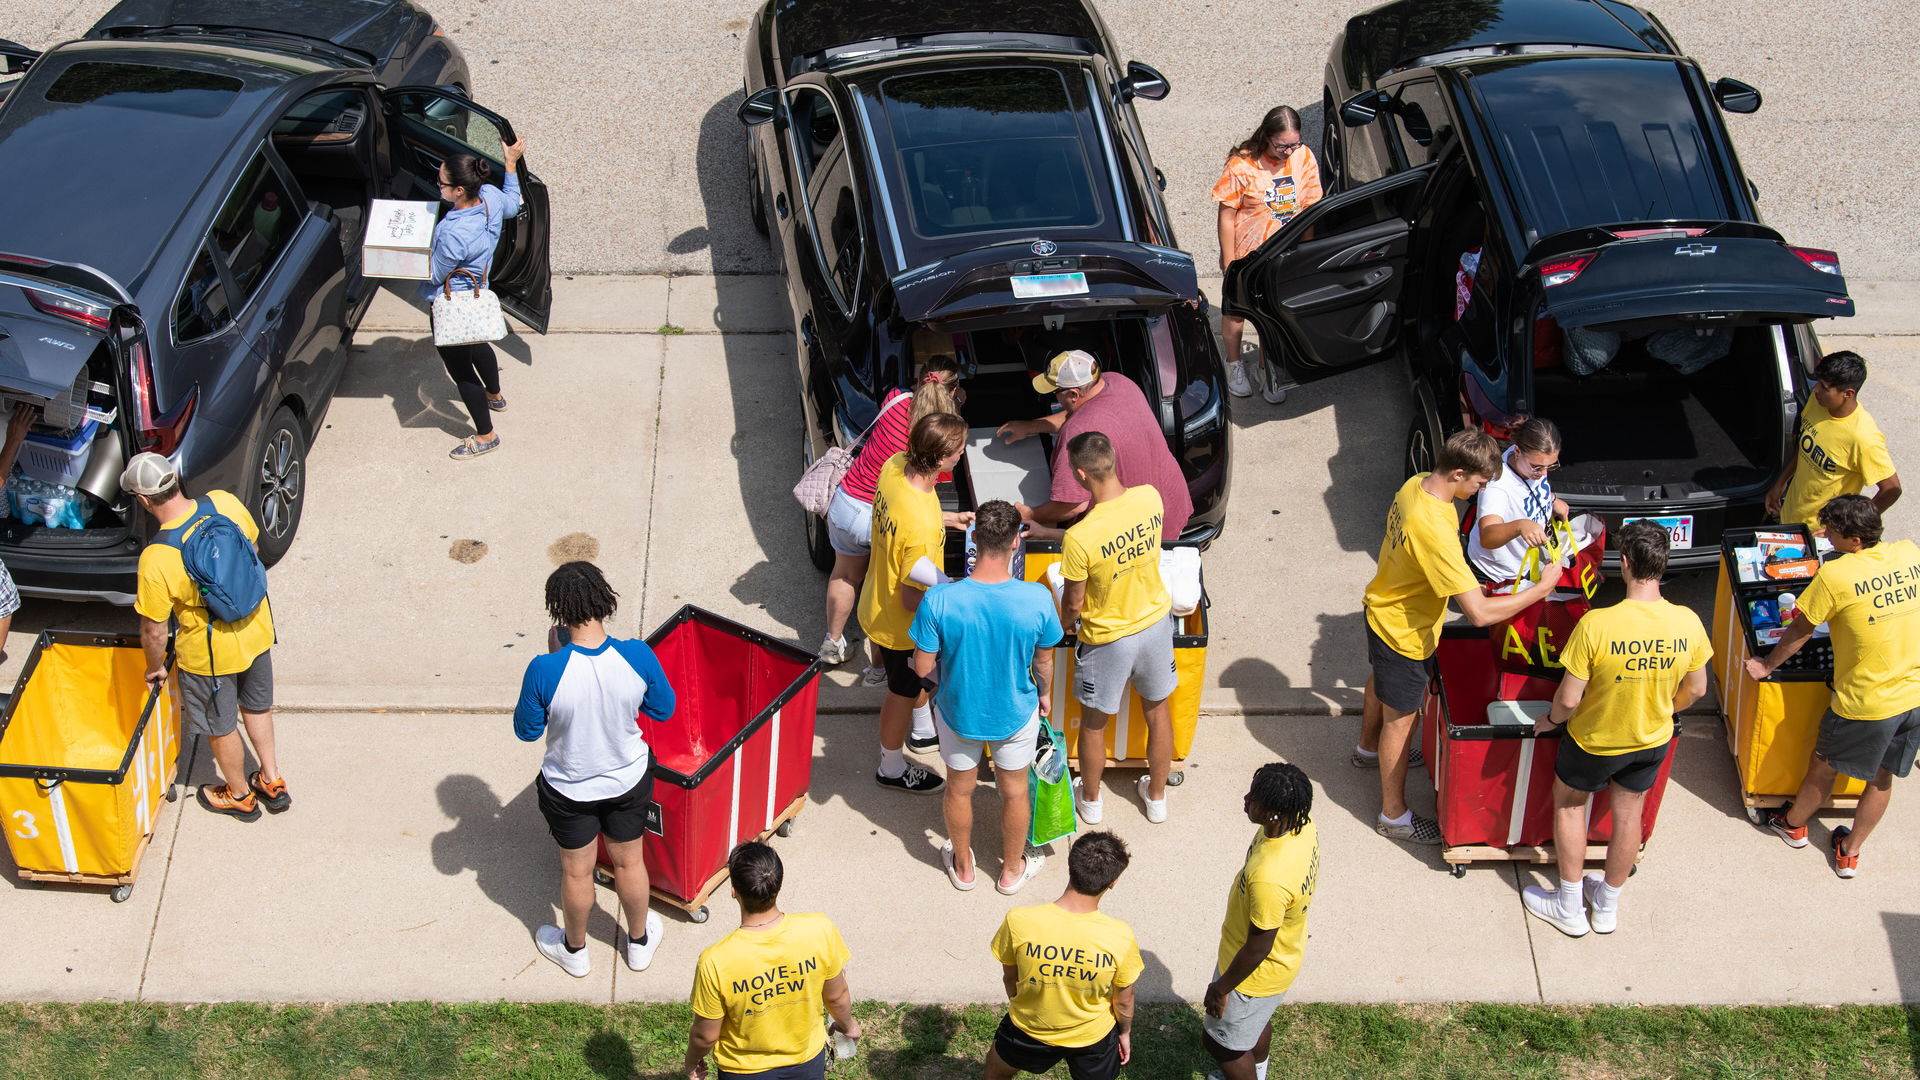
[4,470,95,529]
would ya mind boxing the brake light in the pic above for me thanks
[1608,227,1707,240]
[26,289,110,331]
[0,252,53,268]
[1538,254,1593,288]
[127,339,195,455]
[1789,247,1840,275]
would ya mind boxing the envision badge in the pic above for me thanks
[1674,243,1718,257]
[38,336,75,350]
[1031,240,1057,256]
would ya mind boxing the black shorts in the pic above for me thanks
[1555,737,1671,794]
[1366,621,1432,715]
[717,1049,827,1080]
[536,771,655,850]
[991,1015,1120,1080]
[876,644,923,699]
[1816,706,1920,782]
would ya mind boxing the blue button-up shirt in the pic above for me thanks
[418,172,522,301]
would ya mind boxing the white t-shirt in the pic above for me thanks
[1468,447,1555,582]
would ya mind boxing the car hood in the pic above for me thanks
[90,0,395,49]
[893,240,1198,329]
[1531,222,1854,330]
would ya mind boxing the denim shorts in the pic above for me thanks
[826,486,872,557]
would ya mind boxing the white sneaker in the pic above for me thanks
[535,924,591,977]
[1522,885,1590,938]
[859,666,887,687]
[1224,359,1254,398]
[1136,775,1168,824]
[1072,778,1103,825]
[818,636,850,666]
[1260,356,1289,404]
[621,910,665,971]
[1582,874,1617,934]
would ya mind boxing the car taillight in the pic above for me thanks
[128,339,195,455]
[1538,254,1593,287]
[1789,247,1841,275]
[26,288,111,331]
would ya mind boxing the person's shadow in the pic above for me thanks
[431,774,571,938]
[812,714,946,875]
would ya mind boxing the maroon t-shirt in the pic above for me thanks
[1048,373,1193,539]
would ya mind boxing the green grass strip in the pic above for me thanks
[0,1001,1913,1079]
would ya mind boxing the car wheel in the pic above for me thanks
[802,433,835,574]
[251,406,307,568]
[1404,414,1439,479]
[1321,88,1343,193]
[748,135,770,237]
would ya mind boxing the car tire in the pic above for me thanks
[802,433,835,574]
[1404,413,1440,479]
[250,406,307,568]
[748,135,770,237]
[1320,87,1344,193]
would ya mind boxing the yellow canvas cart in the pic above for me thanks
[0,631,179,902]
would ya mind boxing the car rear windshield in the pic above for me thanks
[45,62,242,118]
[1471,57,1733,242]
[878,66,1103,240]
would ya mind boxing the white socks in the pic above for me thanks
[1592,876,1622,910]
[911,703,935,740]
[878,746,907,779]
[1354,745,1379,761]
[1557,877,1584,919]
[1380,809,1412,827]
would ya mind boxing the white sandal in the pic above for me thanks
[942,841,976,891]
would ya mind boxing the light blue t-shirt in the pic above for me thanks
[909,578,1064,741]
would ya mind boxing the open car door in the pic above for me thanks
[1222,163,1434,388]
[381,87,553,333]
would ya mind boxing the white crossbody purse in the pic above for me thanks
[430,199,508,347]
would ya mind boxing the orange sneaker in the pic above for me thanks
[249,770,291,814]
[1831,826,1859,879]
[197,783,261,822]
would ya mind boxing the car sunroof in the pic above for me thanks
[45,62,241,118]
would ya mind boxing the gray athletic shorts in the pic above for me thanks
[1817,706,1920,782]
[179,651,274,738]
[1074,615,1177,716]
[1202,970,1287,1053]
[1366,621,1431,715]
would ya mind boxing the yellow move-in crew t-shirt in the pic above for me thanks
[1560,598,1710,755]
[1782,400,1896,531]
[1796,540,1920,721]
[1061,485,1171,645]
[990,902,1143,1048]
[690,912,851,1074]
[1364,475,1479,660]
[858,453,946,651]
[1216,819,1319,999]
[133,490,274,677]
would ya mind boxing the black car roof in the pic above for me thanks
[1352,0,1669,75]
[89,0,407,58]
[774,0,1104,62]
[0,40,330,293]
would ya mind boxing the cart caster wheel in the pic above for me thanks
[593,867,615,889]
[690,906,710,924]
[1745,807,1762,825]
[776,820,794,838]
[165,785,178,803]
[1449,864,1467,879]
[1166,771,1185,788]
[111,885,132,903]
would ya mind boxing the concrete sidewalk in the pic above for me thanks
[1,275,1916,1006]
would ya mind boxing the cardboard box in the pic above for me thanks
[362,199,439,279]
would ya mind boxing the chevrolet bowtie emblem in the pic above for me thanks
[1674,243,1718,256]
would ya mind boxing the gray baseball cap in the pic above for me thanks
[119,452,178,497]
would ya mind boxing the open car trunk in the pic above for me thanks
[0,322,136,552]
[1531,322,1789,498]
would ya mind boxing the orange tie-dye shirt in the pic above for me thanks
[1213,148,1324,264]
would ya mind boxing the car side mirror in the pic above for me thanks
[1119,61,1170,102]
[0,39,38,76]
[1339,90,1392,127]
[1711,77,1762,114]
[737,86,781,126]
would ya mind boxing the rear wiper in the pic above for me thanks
[109,24,376,67]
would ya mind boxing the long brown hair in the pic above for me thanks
[910,355,963,428]
[1229,106,1303,162]
[904,412,966,475]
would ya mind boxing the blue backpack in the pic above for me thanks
[156,496,269,625]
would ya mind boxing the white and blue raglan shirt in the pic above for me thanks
[514,638,676,801]
[1468,445,1556,583]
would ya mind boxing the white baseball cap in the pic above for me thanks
[119,452,178,497]
[1032,349,1098,394]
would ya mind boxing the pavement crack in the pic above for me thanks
[136,739,198,1002]
[396,920,438,933]
[1512,861,1546,1003]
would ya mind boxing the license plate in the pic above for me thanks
[1623,515,1693,549]
[1009,272,1088,299]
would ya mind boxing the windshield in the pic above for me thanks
[877,66,1105,243]
[1471,56,1735,242]
[45,61,241,118]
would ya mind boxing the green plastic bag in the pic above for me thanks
[1029,723,1076,848]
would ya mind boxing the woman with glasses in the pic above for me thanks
[1212,106,1322,404]
[1468,417,1571,583]
[420,136,527,459]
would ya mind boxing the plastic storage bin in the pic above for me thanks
[595,607,821,922]
[1423,627,1678,876]
[0,631,179,902]
[1711,525,1864,818]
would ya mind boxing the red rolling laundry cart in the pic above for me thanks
[1423,626,1679,877]
[594,607,821,922]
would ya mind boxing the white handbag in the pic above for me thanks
[432,267,508,347]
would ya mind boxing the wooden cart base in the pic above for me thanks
[1068,758,1188,786]
[1442,843,1644,879]
[594,793,807,924]
[16,822,161,903]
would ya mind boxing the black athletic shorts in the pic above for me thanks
[1366,621,1432,715]
[536,771,655,850]
[1555,737,1671,794]
[991,1014,1121,1080]
[876,644,923,699]
[716,1048,827,1080]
